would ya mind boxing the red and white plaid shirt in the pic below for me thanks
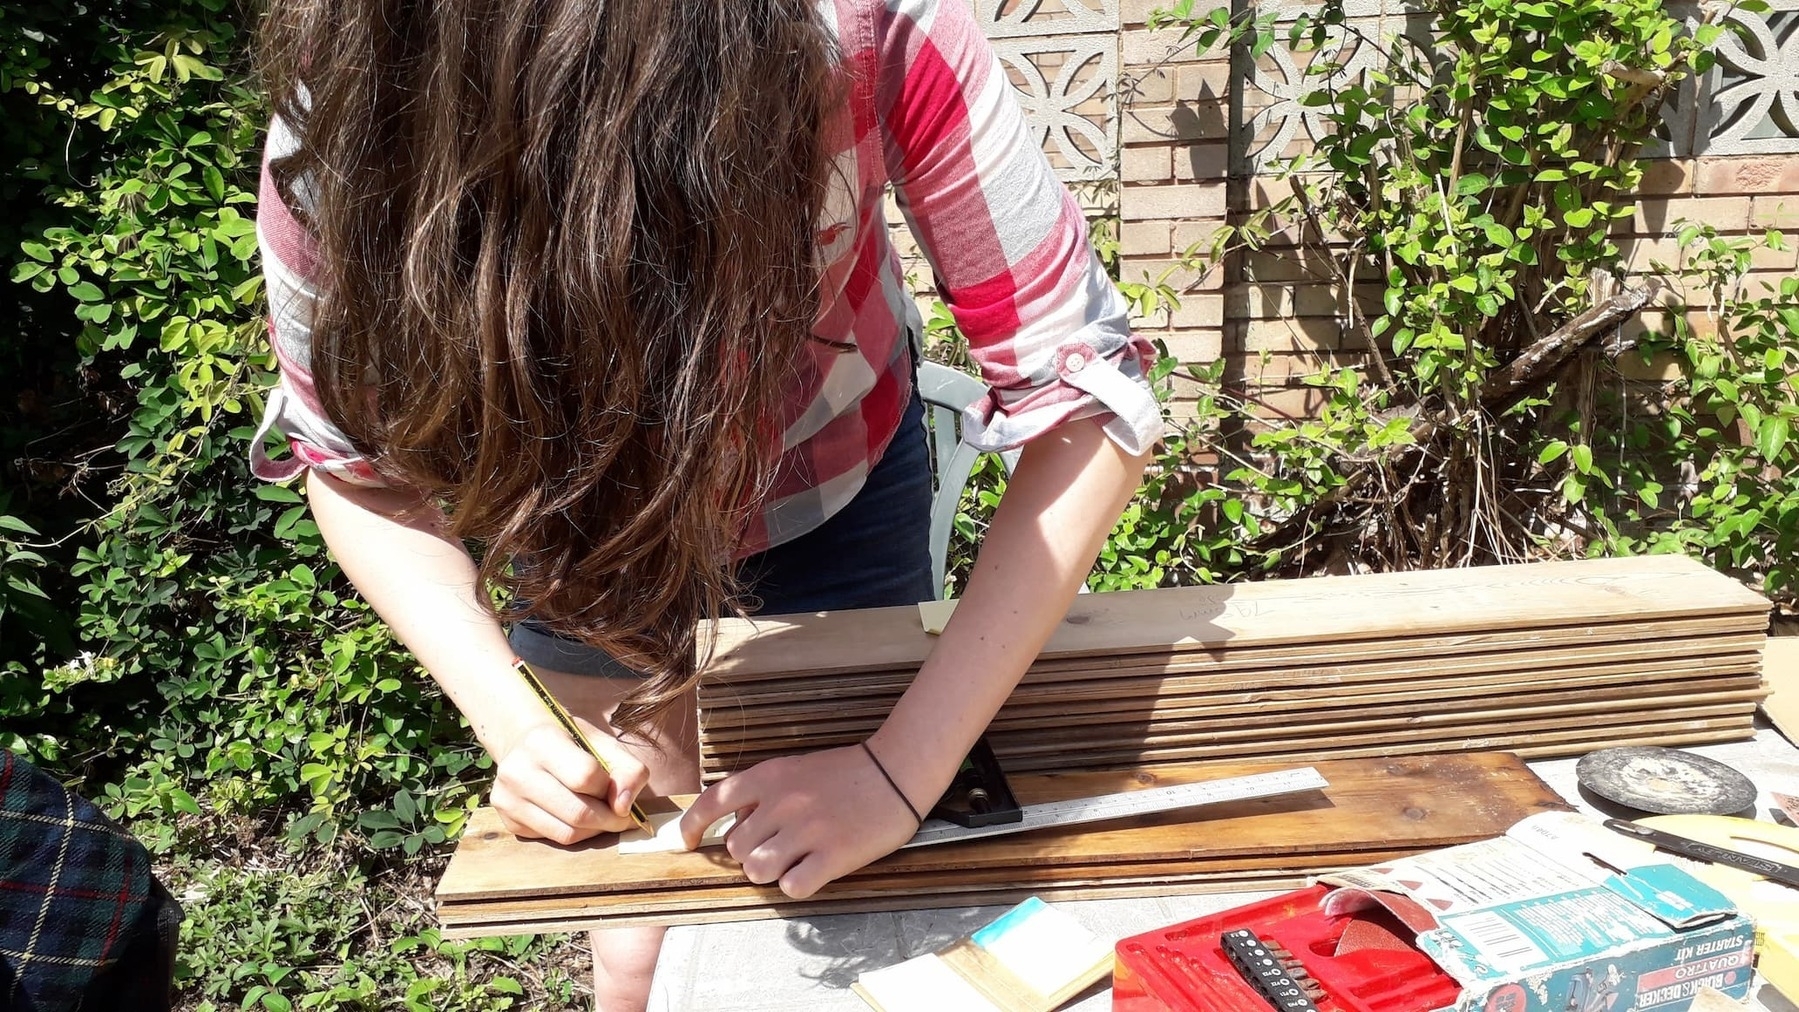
[253,0,1160,554]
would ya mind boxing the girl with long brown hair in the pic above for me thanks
[253,0,1160,1006]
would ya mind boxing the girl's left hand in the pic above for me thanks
[678,745,925,899]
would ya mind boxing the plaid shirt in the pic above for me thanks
[0,752,177,1011]
[252,0,1160,554]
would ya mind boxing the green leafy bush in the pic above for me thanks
[1590,226,1799,597]
[1116,0,1798,604]
[3,2,595,1005]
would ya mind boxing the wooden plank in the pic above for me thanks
[694,632,1763,711]
[990,659,1761,728]
[439,753,1563,935]
[708,714,1759,776]
[437,753,1562,908]
[1019,619,1766,676]
[438,850,1426,926]
[1760,636,1799,747]
[705,680,1767,753]
[967,714,1759,775]
[700,557,1768,683]
[438,874,1328,938]
[701,697,1762,774]
[699,623,1766,704]
[987,694,1765,754]
[698,656,1763,741]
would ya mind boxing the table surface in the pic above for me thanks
[647,726,1799,1012]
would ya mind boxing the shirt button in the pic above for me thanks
[1065,353,1087,372]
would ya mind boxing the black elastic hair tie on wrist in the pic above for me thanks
[859,740,924,824]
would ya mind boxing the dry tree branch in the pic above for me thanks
[1480,282,1656,407]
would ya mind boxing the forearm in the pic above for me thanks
[867,415,1151,800]
[305,470,543,758]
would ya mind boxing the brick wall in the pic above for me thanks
[1116,3,1799,427]
[894,1,1799,428]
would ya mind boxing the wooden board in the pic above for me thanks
[439,851,1430,929]
[702,697,1761,775]
[699,556,1769,683]
[935,714,1759,776]
[1016,617,1767,676]
[731,684,1769,753]
[1761,636,1799,747]
[698,657,1765,742]
[699,624,1767,705]
[439,874,1328,938]
[435,752,1566,936]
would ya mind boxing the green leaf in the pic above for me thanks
[67,281,104,302]
[1759,417,1791,462]
[1453,173,1491,198]
[19,241,52,263]
[1561,475,1587,504]
[359,810,401,831]
[1571,443,1594,475]
[168,789,201,816]
[1564,207,1596,228]
[0,516,39,535]
[1538,440,1570,465]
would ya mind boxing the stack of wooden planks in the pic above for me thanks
[697,556,1770,781]
[436,753,1568,937]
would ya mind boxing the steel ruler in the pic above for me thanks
[901,766,1331,849]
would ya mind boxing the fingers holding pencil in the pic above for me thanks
[513,658,656,834]
[489,659,655,844]
[493,721,651,844]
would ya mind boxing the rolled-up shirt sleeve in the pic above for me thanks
[875,0,1162,455]
[250,121,385,487]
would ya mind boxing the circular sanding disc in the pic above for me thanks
[1575,746,1757,816]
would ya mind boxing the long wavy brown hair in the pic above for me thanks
[259,0,842,738]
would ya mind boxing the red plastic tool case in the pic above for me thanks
[1113,885,1462,1012]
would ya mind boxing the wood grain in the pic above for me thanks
[700,556,1767,683]
[437,875,1328,938]
[943,714,1759,776]
[694,558,1769,782]
[435,752,1566,936]
[698,657,1764,742]
[699,624,1765,705]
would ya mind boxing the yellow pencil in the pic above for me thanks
[513,658,655,835]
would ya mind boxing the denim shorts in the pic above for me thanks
[508,388,936,677]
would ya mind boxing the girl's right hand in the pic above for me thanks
[489,719,651,845]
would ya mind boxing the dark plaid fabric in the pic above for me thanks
[0,751,179,1012]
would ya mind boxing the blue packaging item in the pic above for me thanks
[1318,812,1756,1012]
